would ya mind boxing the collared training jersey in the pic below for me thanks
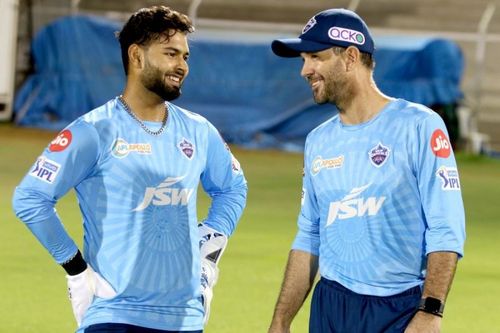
[12,98,247,331]
[293,98,465,297]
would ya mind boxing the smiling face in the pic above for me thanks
[139,30,190,101]
[300,48,354,108]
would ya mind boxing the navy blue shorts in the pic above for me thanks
[84,323,202,333]
[310,278,421,333]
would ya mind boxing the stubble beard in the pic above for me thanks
[141,59,181,101]
[314,70,352,110]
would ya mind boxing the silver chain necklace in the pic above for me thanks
[118,96,168,136]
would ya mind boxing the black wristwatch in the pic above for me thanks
[418,297,445,317]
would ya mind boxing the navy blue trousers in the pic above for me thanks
[85,323,202,333]
[309,278,421,333]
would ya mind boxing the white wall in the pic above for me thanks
[0,0,19,121]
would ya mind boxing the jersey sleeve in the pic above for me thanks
[292,138,320,256]
[200,122,248,236]
[415,112,466,257]
[12,120,100,263]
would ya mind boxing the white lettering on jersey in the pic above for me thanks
[326,183,385,227]
[133,176,194,211]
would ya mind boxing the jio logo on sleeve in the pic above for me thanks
[430,129,451,158]
[49,129,73,152]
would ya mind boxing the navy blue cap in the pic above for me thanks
[272,9,375,57]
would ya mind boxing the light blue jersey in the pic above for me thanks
[13,98,247,331]
[293,99,465,296]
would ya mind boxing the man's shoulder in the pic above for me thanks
[307,114,340,141]
[389,99,436,122]
[169,103,209,124]
[80,99,119,125]
[56,99,120,145]
[169,104,224,136]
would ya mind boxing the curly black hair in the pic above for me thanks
[117,6,194,74]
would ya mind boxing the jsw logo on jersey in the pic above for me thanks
[133,176,194,211]
[326,183,386,227]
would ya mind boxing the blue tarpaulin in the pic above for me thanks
[14,15,464,150]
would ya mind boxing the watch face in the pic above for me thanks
[425,297,442,312]
[420,297,444,315]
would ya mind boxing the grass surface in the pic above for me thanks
[1,123,500,332]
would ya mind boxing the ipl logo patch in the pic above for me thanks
[302,16,317,34]
[29,156,61,184]
[178,138,195,159]
[369,142,390,167]
[436,166,460,191]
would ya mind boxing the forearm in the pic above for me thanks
[270,250,319,330]
[422,251,458,301]
[405,251,459,332]
[204,183,247,236]
[13,187,78,263]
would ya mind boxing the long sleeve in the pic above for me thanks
[200,122,247,236]
[292,138,320,256]
[415,113,466,257]
[12,120,100,263]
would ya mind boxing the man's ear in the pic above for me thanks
[344,46,360,71]
[128,44,144,71]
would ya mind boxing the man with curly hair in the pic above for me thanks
[13,6,247,333]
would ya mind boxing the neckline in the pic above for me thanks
[117,96,170,136]
[339,99,398,131]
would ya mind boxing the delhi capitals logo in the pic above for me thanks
[302,16,317,34]
[369,142,390,167]
[178,138,194,159]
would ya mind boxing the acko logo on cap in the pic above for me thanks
[328,27,365,45]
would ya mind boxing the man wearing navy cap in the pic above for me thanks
[268,9,465,333]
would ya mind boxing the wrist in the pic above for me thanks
[61,250,87,276]
[271,313,292,329]
[270,321,290,331]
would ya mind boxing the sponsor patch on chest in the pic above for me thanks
[111,138,152,158]
[326,183,386,226]
[134,176,194,211]
[311,155,344,176]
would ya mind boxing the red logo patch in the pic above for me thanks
[49,129,72,152]
[430,129,451,158]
